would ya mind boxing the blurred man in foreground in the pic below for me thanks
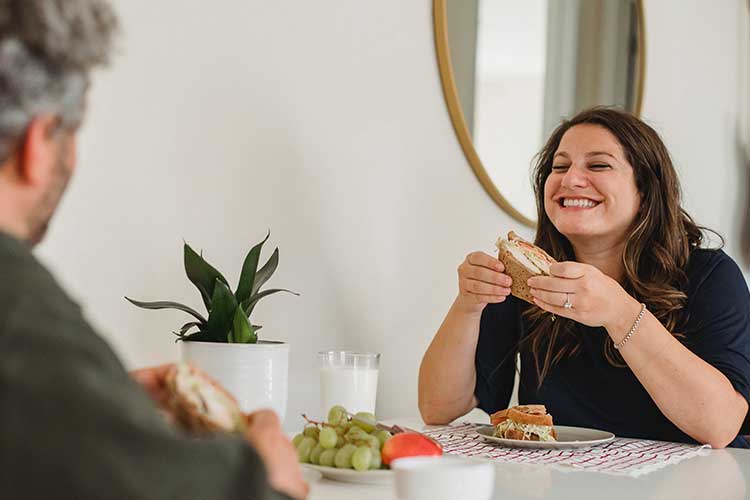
[0,1,307,498]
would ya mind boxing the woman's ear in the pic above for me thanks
[17,115,62,185]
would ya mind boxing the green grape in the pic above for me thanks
[351,446,373,472]
[335,434,345,448]
[352,412,377,433]
[318,448,337,467]
[334,444,357,469]
[369,449,382,470]
[345,426,367,442]
[297,436,316,463]
[303,425,320,440]
[340,420,353,432]
[363,434,380,451]
[309,444,324,465]
[292,433,305,448]
[319,426,338,449]
[327,405,348,426]
[373,430,391,449]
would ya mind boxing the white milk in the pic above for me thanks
[319,365,379,418]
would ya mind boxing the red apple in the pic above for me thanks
[381,432,443,466]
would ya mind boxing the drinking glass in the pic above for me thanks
[318,350,380,419]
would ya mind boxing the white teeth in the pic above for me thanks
[562,198,598,208]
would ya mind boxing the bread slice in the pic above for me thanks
[495,231,556,304]
[166,363,246,434]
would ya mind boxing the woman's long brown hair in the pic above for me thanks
[523,107,717,384]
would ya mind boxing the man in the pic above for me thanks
[0,1,307,498]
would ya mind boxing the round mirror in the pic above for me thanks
[434,0,646,226]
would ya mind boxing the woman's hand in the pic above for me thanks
[527,262,640,331]
[455,251,513,315]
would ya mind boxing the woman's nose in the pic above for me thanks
[560,165,588,189]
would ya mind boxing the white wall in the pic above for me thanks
[36,0,520,430]
[35,0,749,431]
[642,0,750,273]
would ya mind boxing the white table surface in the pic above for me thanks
[305,418,750,500]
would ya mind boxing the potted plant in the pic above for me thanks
[126,231,297,421]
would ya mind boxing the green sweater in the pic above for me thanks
[0,232,291,500]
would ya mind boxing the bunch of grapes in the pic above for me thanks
[293,405,392,471]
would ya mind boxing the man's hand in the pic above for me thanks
[130,363,174,413]
[244,410,308,499]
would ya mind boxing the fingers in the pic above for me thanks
[246,409,281,429]
[465,251,505,273]
[531,296,571,319]
[527,275,576,293]
[548,261,585,279]
[529,288,570,307]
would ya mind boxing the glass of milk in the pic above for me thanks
[319,350,380,419]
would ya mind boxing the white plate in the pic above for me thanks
[302,464,393,484]
[475,424,615,449]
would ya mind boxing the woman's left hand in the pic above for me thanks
[527,262,638,330]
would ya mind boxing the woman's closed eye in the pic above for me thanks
[589,164,611,170]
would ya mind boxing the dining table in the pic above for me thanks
[304,417,750,500]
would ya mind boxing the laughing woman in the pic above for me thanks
[419,107,750,448]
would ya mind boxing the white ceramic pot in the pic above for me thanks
[180,340,289,423]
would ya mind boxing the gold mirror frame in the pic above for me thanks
[433,0,647,228]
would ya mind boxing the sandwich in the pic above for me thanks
[490,405,557,442]
[495,231,556,304]
[165,363,246,434]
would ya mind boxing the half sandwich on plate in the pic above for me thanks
[490,405,558,442]
[166,363,247,434]
[495,231,557,304]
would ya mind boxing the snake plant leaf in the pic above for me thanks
[179,321,202,335]
[181,329,219,343]
[235,231,270,305]
[124,297,207,324]
[232,305,257,343]
[206,278,238,339]
[184,243,229,311]
[251,247,279,297]
[242,288,300,318]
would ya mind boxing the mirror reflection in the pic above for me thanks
[437,0,645,225]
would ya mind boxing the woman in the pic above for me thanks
[419,107,750,448]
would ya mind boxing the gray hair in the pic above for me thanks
[0,0,118,162]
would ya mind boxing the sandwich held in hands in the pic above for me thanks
[166,363,247,434]
[495,231,557,304]
[490,405,558,442]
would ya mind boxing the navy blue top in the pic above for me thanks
[474,249,750,448]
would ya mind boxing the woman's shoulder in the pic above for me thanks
[686,248,747,290]
[686,248,749,304]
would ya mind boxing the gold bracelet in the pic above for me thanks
[614,303,647,350]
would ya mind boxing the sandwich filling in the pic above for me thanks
[493,419,557,442]
[495,234,553,275]
[174,363,242,431]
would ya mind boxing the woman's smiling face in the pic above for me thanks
[543,124,641,245]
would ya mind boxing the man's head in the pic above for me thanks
[0,0,117,245]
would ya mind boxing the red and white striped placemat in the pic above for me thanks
[422,423,710,477]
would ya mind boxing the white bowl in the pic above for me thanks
[391,456,495,500]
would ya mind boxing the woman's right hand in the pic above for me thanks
[455,251,512,315]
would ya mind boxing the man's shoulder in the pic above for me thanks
[0,233,81,331]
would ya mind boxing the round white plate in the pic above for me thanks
[301,464,393,484]
[475,424,615,449]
